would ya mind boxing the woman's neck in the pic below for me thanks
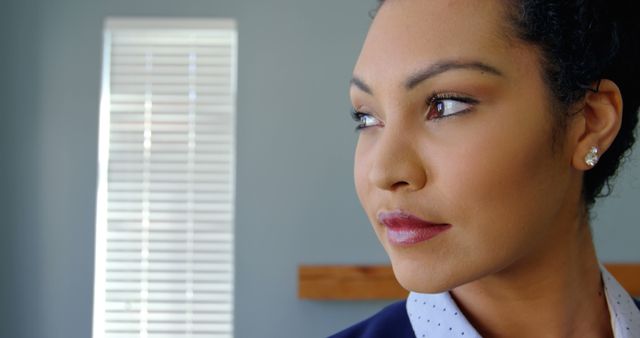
[451,219,612,338]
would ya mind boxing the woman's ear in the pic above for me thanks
[569,79,623,170]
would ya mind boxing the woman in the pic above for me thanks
[332,0,640,337]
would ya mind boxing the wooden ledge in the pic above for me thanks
[298,265,407,300]
[299,264,640,300]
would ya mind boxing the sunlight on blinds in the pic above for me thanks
[94,18,237,338]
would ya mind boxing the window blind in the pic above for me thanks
[94,18,237,338]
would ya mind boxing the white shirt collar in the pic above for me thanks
[602,266,640,337]
[407,266,640,338]
[407,291,481,337]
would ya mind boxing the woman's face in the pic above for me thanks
[351,0,582,293]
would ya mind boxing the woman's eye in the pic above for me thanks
[427,96,477,120]
[351,111,382,130]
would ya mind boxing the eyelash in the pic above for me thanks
[351,92,478,131]
[425,92,478,120]
[351,110,376,131]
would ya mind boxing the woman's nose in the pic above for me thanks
[368,129,427,192]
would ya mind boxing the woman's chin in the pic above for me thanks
[389,255,467,294]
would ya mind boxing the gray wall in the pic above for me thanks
[1,0,638,338]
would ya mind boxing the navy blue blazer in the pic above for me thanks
[329,298,640,338]
[329,301,413,338]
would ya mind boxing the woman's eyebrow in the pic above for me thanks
[350,76,373,95]
[350,59,504,96]
[406,60,504,89]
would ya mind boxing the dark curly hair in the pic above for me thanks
[375,0,640,208]
[507,0,640,208]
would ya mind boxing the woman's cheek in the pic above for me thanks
[354,141,372,209]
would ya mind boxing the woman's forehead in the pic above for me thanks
[353,0,528,89]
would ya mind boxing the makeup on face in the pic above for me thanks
[378,210,452,246]
[352,0,576,295]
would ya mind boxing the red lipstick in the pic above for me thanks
[378,211,451,245]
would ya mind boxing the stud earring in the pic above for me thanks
[585,146,599,167]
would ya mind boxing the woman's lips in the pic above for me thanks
[378,211,451,245]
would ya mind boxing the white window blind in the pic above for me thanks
[93,18,237,338]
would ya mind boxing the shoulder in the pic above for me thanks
[328,300,414,338]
